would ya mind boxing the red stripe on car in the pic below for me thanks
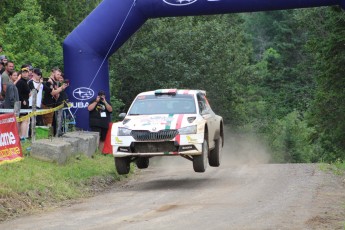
[173,114,184,154]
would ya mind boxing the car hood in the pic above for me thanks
[123,114,194,131]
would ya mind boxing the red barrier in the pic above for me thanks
[102,123,113,155]
[0,113,23,164]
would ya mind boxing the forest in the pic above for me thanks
[0,0,344,163]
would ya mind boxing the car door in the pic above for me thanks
[197,93,216,149]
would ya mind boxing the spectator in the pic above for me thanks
[88,90,112,151]
[3,71,19,109]
[53,72,69,135]
[28,64,34,80]
[0,55,6,74]
[55,72,69,105]
[16,67,31,140]
[1,60,14,98]
[28,68,46,126]
[41,67,68,127]
[17,64,32,81]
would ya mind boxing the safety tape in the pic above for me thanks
[16,102,71,122]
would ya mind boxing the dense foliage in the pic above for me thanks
[0,1,344,163]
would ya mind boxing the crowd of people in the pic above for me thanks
[0,44,113,151]
[0,45,69,140]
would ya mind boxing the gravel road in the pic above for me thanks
[1,133,344,230]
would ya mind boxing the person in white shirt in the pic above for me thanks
[28,68,44,108]
[28,68,46,126]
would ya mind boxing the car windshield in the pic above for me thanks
[128,94,196,115]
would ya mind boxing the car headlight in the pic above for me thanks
[117,127,132,136]
[178,125,197,135]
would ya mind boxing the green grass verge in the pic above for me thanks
[319,160,345,176]
[0,150,131,221]
[0,154,117,198]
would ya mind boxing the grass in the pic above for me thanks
[0,154,114,197]
[319,160,345,176]
[313,160,345,229]
[0,149,131,221]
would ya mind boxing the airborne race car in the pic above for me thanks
[111,89,224,175]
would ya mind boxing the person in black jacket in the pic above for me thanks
[87,90,112,151]
[16,67,31,140]
[41,67,68,127]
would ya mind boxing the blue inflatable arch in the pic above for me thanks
[63,0,345,130]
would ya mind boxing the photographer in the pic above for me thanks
[88,90,112,151]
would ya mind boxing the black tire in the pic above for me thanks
[193,139,208,173]
[115,157,130,175]
[136,157,149,169]
[209,136,222,167]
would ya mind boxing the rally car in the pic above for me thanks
[111,89,224,175]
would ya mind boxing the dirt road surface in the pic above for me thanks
[1,134,344,230]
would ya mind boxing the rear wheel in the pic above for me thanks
[209,136,222,167]
[115,157,130,175]
[136,157,149,169]
[193,139,208,173]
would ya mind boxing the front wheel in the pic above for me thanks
[115,157,130,175]
[209,136,222,167]
[193,139,208,173]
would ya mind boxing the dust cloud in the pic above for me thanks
[221,127,271,166]
[148,127,271,173]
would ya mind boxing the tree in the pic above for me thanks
[298,7,345,161]
[0,0,62,71]
[37,0,102,38]
[110,14,253,126]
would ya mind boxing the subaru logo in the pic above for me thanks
[163,0,198,6]
[73,87,95,101]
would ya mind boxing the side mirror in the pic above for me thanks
[119,113,126,120]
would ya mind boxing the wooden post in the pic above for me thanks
[55,108,63,137]
[14,101,21,135]
[14,101,21,118]
[31,89,37,142]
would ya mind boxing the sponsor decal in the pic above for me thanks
[163,0,198,6]
[181,145,195,151]
[187,135,198,143]
[115,137,123,144]
[0,132,16,147]
[0,113,23,164]
[141,116,173,126]
[118,147,129,152]
[164,114,175,130]
[0,117,16,125]
[73,87,94,101]
[71,101,89,109]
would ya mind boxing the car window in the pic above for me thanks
[128,94,196,115]
[197,94,209,114]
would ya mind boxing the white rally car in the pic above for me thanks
[111,89,224,174]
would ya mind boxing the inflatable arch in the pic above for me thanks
[63,0,345,130]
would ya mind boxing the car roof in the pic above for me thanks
[137,89,206,97]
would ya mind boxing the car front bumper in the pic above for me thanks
[112,133,204,157]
